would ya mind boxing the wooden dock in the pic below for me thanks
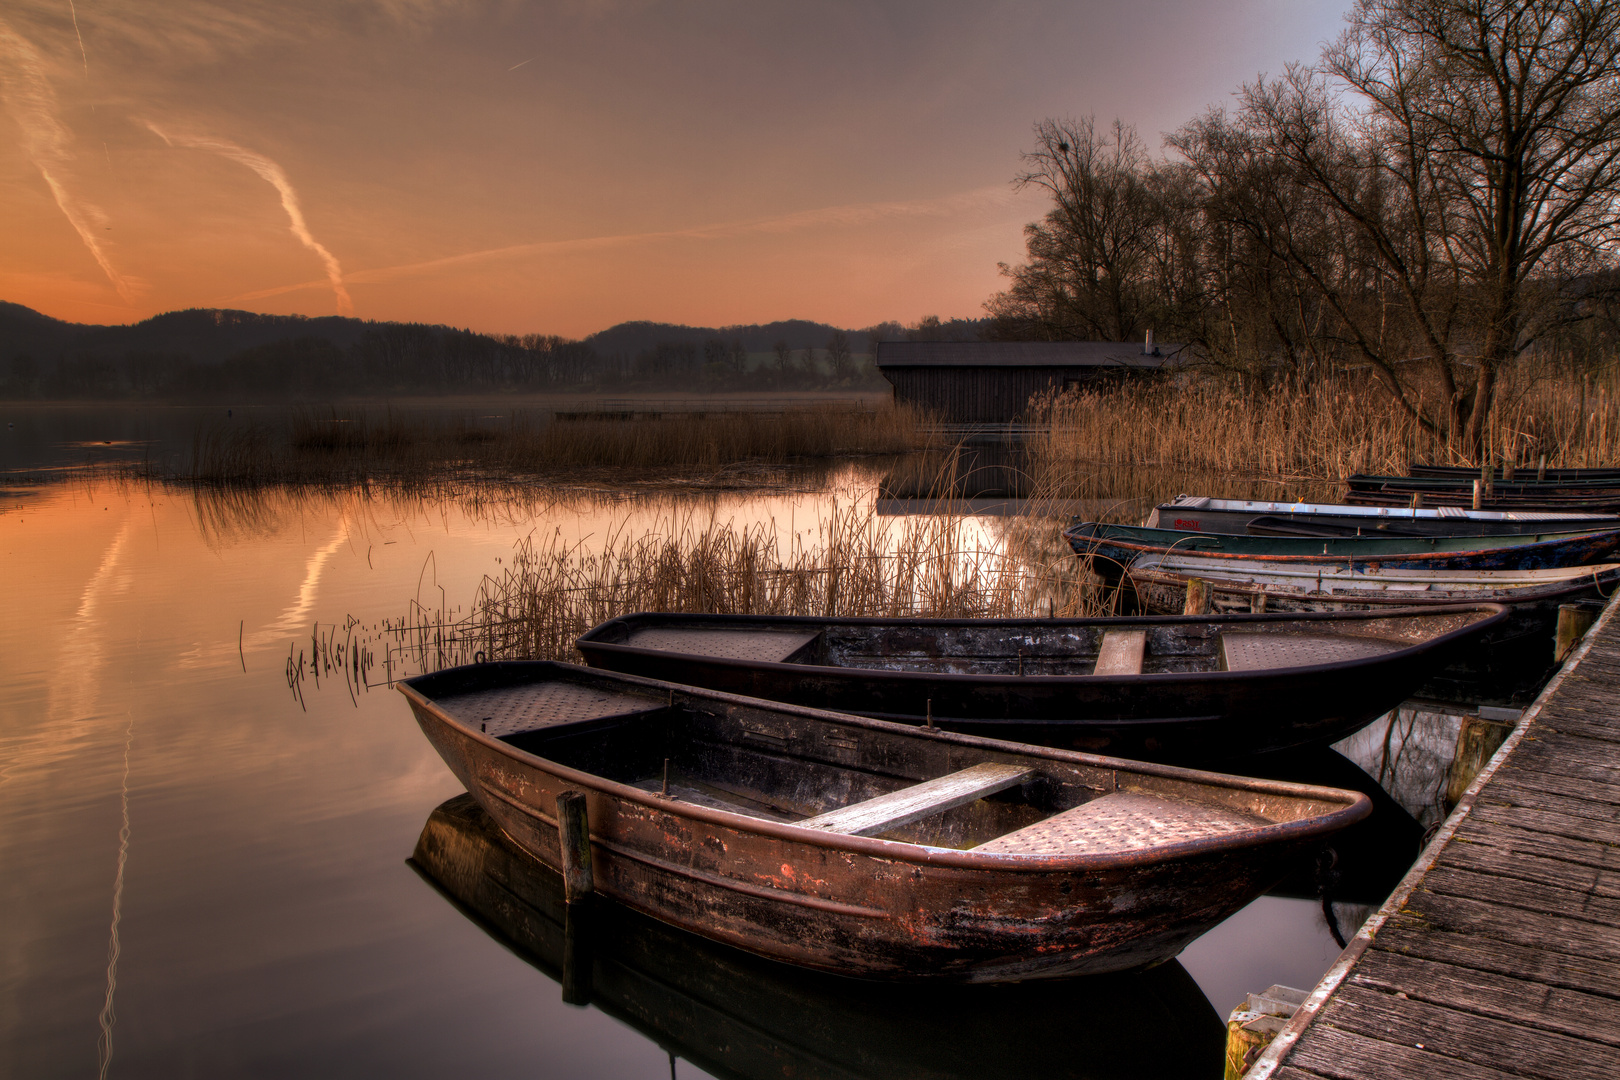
[1249,596,1620,1079]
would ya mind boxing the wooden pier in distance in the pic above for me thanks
[1249,595,1620,1079]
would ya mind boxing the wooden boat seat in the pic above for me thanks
[443,682,656,738]
[1092,629,1147,675]
[1219,632,1404,672]
[798,762,1035,837]
[973,791,1266,855]
[623,627,821,664]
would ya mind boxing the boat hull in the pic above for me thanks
[576,609,1505,762]
[401,664,1367,981]
[1115,566,1611,705]
[1147,497,1616,538]
[1064,521,1620,573]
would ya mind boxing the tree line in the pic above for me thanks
[0,311,977,400]
[988,0,1620,453]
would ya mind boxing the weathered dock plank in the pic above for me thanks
[1249,593,1620,1079]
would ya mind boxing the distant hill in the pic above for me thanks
[0,303,981,399]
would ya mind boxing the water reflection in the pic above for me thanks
[411,794,1225,1080]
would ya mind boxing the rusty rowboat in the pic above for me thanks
[397,661,1371,981]
[573,607,1505,761]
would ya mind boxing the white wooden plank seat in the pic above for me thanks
[1092,629,1147,675]
[797,762,1035,837]
[973,791,1266,855]
[624,627,821,664]
[1218,632,1403,672]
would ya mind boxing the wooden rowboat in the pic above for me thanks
[1147,496,1616,538]
[1064,520,1620,572]
[410,793,1227,1078]
[1409,464,1620,485]
[1115,555,1620,705]
[399,661,1370,981]
[574,607,1505,761]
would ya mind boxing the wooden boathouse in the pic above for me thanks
[1245,594,1620,1080]
[874,339,1181,425]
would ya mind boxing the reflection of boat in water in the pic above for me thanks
[410,794,1226,1080]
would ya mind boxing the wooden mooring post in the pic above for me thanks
[556,790,595,1006]
[1556,602,1597,662]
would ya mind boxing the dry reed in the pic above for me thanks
[1026,362,1620,488]
[292,494,1108,700]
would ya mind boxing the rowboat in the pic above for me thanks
[1147,496,1617,538]
[574,607,1505,761]
[1114,555,1619,704]
[398,661,1370,981]
[410,792,1227,1077]
[1410,464,1620,484]
[1064,520,1620,573]
[1345,474,1620,511]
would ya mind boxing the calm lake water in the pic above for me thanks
[3,457,1417,1078]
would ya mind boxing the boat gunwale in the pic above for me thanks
[573,604,1508,687]
[1063,522,1620,566]
[1154,496,1617,523]
[399,661,1373,874]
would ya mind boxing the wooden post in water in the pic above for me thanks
[1472,479,1482,509]
[1445,714,1515,809]
[1556,603,1598,662]
[556,790,594,903]
[1502,459,1515,481]
[1538,454,1548,481]
[555,789,595,1006]
[1184,578,1211,615]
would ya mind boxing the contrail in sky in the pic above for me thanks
[67,1,89,75]
[147,122,354,315]
[0,17,132,301]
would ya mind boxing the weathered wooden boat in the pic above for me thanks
[1115,554,1620,704]
[398,661,1371,981]
[1345,473,1620,511]
[575,607,1505,761]
[1409,463,1620,484]
[410,793,1227,1078]
[1147,495,1616,538]
[1064,520,1620,574]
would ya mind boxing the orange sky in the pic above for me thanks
[0,1,1347,338]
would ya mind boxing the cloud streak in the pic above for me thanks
[148,122,354,314]
[229,183,1028,304]
[0,17,132,301]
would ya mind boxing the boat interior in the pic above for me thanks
[598,611,1488,678]
[422,667,1353,856]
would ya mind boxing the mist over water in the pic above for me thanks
[0,462,1424,1077]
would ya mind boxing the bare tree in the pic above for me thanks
[1242,0,1620,452]
[772,339,793,373]
[987,118,1166,341]
[826,331,852,379]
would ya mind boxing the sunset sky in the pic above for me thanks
[1,1,1347,338]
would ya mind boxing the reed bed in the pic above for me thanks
[191,404,934,486]
[291,495,1109,701]
[1026,362,1620,487]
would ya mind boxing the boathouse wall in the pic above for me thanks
[874,340,1179,425]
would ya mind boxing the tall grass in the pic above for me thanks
[291,494,1107,698]
[1025,362,1620,488]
